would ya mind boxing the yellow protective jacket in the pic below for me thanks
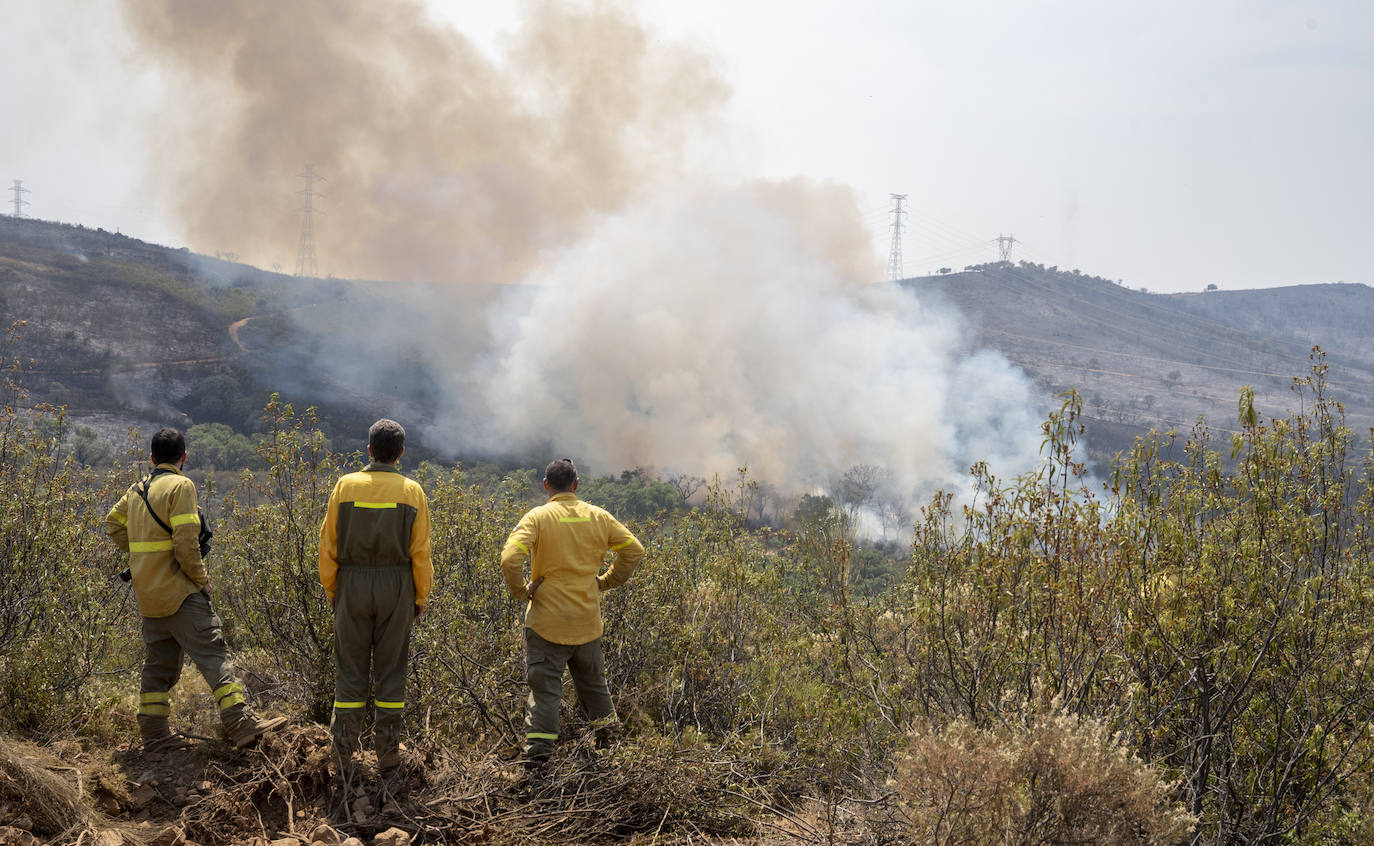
[319,463,434,608]
[501,492,644,645]
[105,463,207,619]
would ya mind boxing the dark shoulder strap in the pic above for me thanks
[137,469,176,537]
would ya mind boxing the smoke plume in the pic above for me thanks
[118,0,1047,502]
[468,180,1043,496]
[119,0,726,282]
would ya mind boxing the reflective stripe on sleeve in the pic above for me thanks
[170,512,200,527]
[130,540,174,552]
[109,511,127,526]
[510,540,530,555]
[610,538,638,551]
[352,502,398,509]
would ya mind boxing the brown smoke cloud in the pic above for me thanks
[118,0,729,282]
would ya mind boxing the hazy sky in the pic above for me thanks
[3,0,1371,293]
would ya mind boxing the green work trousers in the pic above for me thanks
[139,591,247,726]
[331,565,414,757]
[524,627,617,762]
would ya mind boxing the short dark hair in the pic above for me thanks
[151,427,185,464]
[368,418,406,464]
[544,458,578,492]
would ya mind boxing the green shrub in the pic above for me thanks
[0,323,139,739]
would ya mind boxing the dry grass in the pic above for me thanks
[0,735,88,836]
[0,735,149,846]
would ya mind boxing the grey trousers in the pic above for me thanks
[139,591,247,724]
[332,566,414,756]
[524,627,618,761]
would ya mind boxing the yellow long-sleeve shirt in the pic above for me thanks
[319,463,434,608]
[105,463,207,619]
[501,492,644,645]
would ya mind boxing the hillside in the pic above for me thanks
[907,264,1374,462]
[0,217,477,457]
[3,216,1372,469]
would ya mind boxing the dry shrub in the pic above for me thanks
[0,735,89,837]
[421,730,776,844]
[894,708,1195,846]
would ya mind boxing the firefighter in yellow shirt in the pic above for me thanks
[319,419,433,772]
[105,428,285,750]
[501,458,645,772]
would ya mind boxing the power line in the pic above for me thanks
[887,194,907,281]
[295,164,323,278]
[9,180,30,218]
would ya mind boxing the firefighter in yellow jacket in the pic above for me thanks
[319,419,433,771]
[501,458,645,771]
[105,428,284,750]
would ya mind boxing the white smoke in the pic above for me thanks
[450,179,1045,500]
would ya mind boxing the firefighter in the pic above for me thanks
[319,419,433,772]
[501,458,645,772]
[105,427,286,750]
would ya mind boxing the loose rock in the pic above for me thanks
[131,784,159,808]
[372,827,411,846]
[152,825,186,846]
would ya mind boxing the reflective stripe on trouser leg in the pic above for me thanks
[213,682,246,711]
[524,628,570,761]
[138,690,171,717]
